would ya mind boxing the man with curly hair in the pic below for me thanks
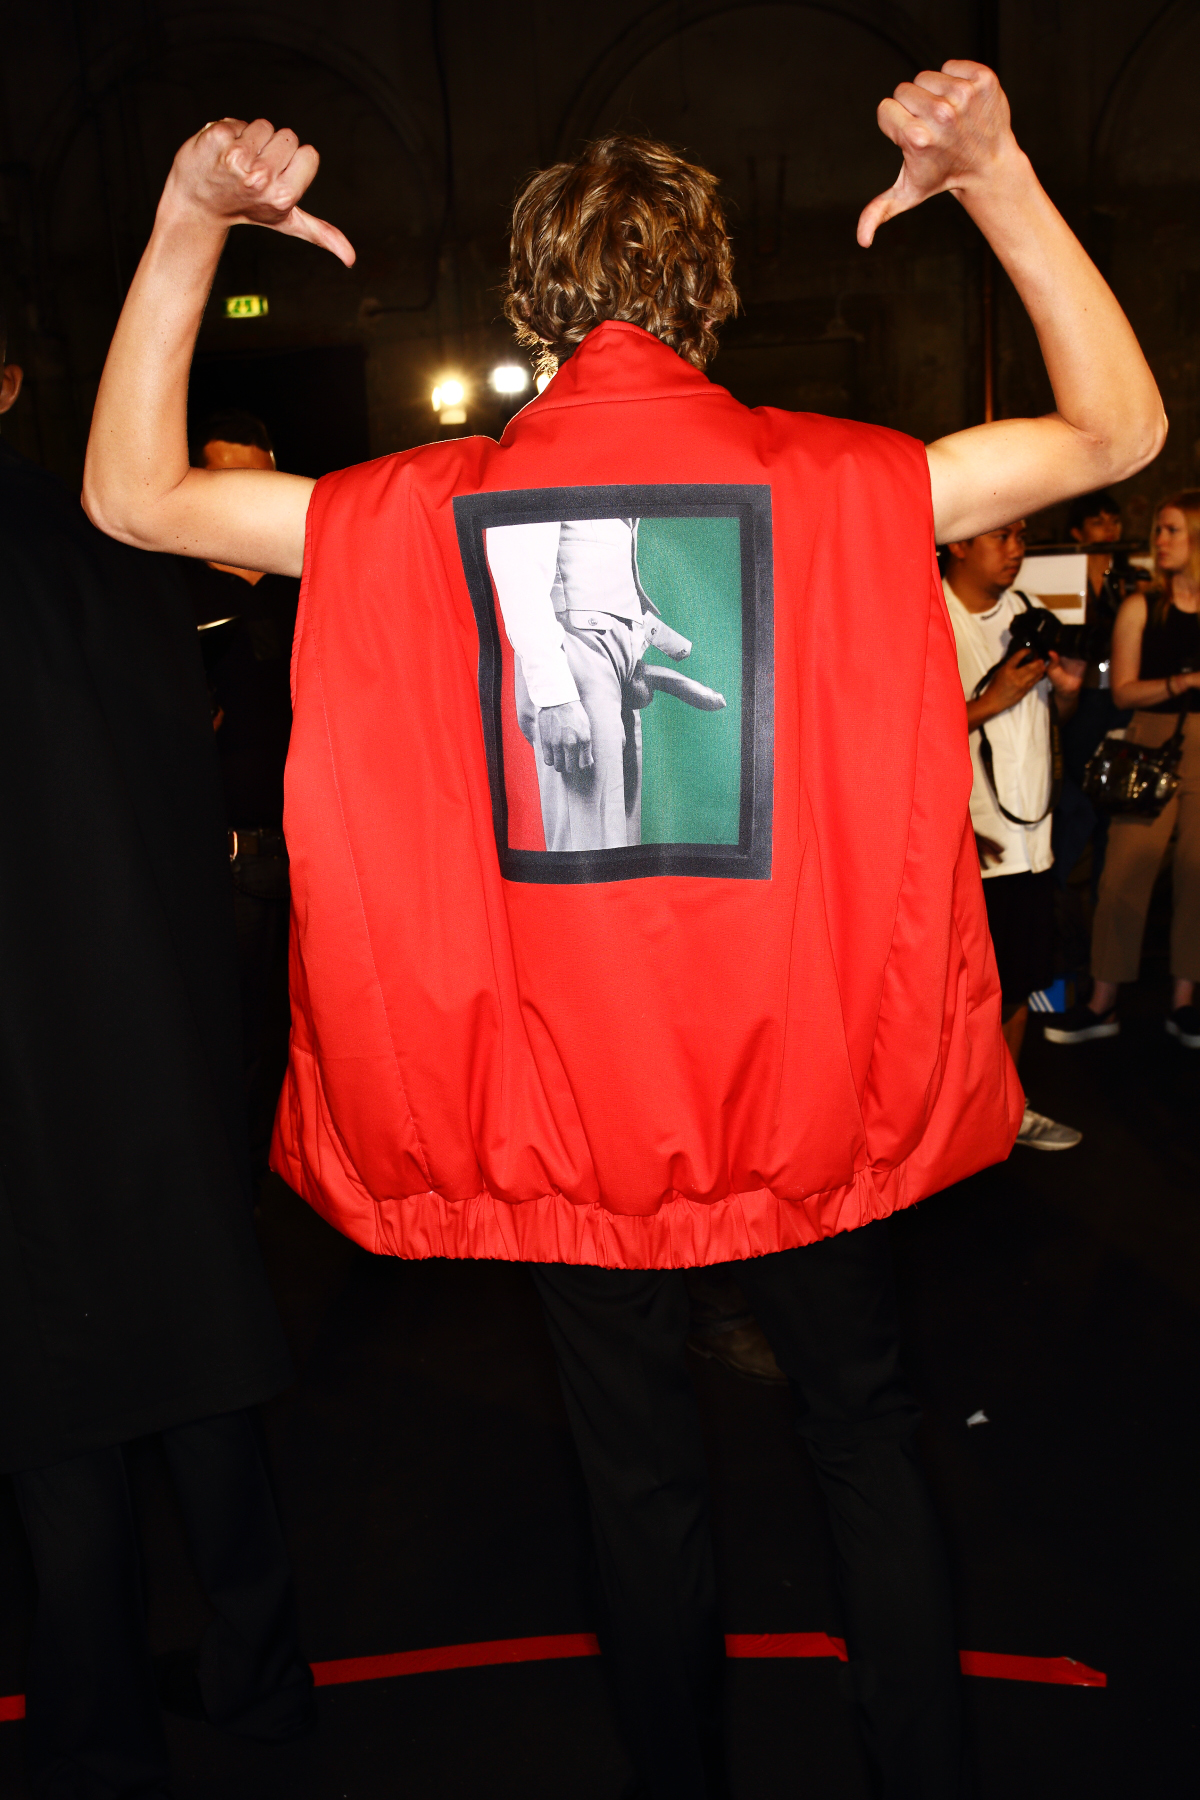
[85,63,1163,1800]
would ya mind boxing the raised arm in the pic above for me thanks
[83,119,354,576]
[859,63,1166,544]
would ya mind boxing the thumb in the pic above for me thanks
[858,165,928,247]
[274,204,356,267]
[856,184,901,248]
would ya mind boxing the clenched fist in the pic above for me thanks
[537,701,595,774]
[858,61,1016,247]
[161,117,355,266]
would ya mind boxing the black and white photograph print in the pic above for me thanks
[453,484,775,884]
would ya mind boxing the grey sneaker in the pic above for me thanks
[1165,1004,1200,1048]
[1014,1105,1083,1151]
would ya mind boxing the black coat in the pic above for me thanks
[0,440,291,1471]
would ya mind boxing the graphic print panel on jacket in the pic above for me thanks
[272,322,1021,1268]
[457,485,773,881]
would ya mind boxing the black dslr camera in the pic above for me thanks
[1008,608,1108,667]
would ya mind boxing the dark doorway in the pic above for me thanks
[189,345,370,478]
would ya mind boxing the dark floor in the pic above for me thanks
[1,980,1197,1799]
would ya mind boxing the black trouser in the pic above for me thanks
[530,1221,963,1800]
[682,1266,753,1340]
[231,861,291,1180]
[11,1409,312,1800]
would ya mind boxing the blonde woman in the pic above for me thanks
[1048,491,1200,1046]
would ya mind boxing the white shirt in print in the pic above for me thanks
[942,579,1054,880]
[484,519,649,712]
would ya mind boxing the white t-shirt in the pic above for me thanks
[942,579,1054,880]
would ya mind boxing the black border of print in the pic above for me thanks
[453,484,774,885]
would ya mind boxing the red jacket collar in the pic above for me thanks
[527,320,717,412]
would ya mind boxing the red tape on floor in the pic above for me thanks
[958,1651,1106,1687]
[310,1632,601,1685]
[0,1632,1107,1720]
[726,1631,848,1661]
[725,1634,1105,1685]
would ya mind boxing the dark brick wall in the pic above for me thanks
[1,1,1195,539]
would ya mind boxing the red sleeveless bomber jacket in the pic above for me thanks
[271,322,1022,1267]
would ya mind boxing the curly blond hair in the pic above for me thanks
[503,133,739,379]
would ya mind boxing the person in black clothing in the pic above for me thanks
[0,330,311,1798]
[1048,490,1200,1047]
[1053,492,1142,906]
[183,410,299,1177]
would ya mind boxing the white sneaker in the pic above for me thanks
[1014,1105,1082,1151]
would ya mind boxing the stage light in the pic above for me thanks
[490,364,529,395]
[432,378,467,425]
[536,371,553,394]
[224,295,268,318]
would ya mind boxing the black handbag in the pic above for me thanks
[1082,711,1186,818]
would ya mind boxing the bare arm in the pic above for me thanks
[1109,594,1200,709]
[83,119,354,576]
[858,64,1166,544]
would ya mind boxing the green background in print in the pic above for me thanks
[636,515,743,845]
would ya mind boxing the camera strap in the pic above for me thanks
[971,593,1063,828]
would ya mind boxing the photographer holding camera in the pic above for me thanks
[944,520,1086,1148]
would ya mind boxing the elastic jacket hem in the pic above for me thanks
[272,1093,1017,1269]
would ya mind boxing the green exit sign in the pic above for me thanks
[224,294,268,319]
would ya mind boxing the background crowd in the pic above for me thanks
[934,492,1198,1151]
